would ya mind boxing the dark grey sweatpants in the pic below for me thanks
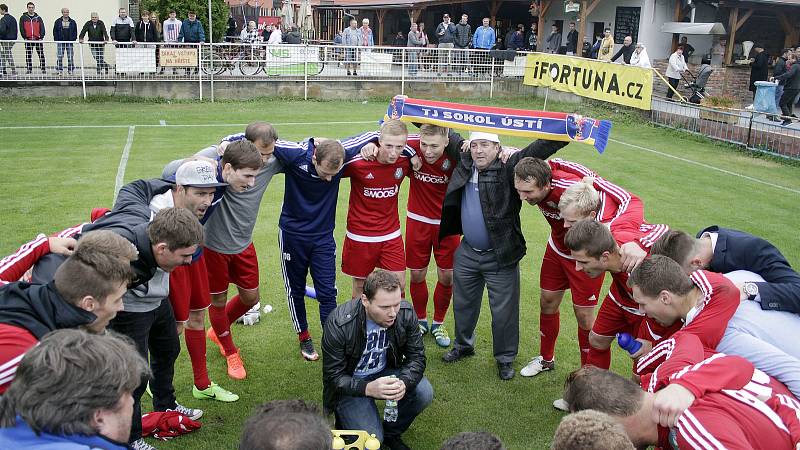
[452,241,520,364]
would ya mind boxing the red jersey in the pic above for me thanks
[637,270,741,376]
[607,223,671,314]
[537,159,646,256]
[0,235,51,285]
[342,156,412,242]
[638,333,800,450]
[404,135,455,224]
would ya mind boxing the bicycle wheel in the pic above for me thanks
[201,48,226,76]
[239,60,262,76]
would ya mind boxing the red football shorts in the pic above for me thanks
[168,253,212,323]
[342,236,405,279]
[204,243,260,294]
[405,218,460,270]
[591,292,644,338]
[539,244,603,307]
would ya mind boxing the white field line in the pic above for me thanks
[0,120,377,129]
[609,138,800,195]
[113,126,136,202]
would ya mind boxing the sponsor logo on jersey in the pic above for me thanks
[441,159,451,171]
[546,201,559,209]
[299,164,308,172]
[394,168,404,179]
[366,173,375,179]
[363,185,399,199]
[413,171,449,184]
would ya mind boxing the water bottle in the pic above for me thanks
[383,376,399,423]
[617,332,642,355]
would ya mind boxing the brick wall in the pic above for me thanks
[652,59,753,106]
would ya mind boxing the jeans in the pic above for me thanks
[108,298,180,443]
[89,43,108,72]
[56,42,74,72]
[408,50,418,75]
[24,41,45,72]
[438,42,454,73]
[0,41,15,73]
[335,370,433,443]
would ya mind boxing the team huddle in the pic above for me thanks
[0,115,799,450]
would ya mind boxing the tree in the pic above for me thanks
[142,0,228,42]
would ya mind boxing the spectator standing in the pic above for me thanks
[771,48,790,121]
[262,23,273,43]
[473,17,495,76]
[80,12,109,74]
[525,22,537,51]
[0,330,149,449]
[436,13,456,76]
[748,42,769,100]
[163,10,181,43]
[225,15,237,41]
[179,11,205,75]
[267,24,282,44]
[341,18,360,76]
[285,25,301,44]
[581,37,591,57]
[0,4,17,75]
[19,2,45,74]
[610,35,634,64]
[149,12,162,42]
[545,24,561,54]
[630,42,651,68]
[680,35,694,59]
[240,20,259,44]
[322,270,433,450]
[772,52,799,126]
[598,28,614,61]
[360,18,374,48]
[565,22,578,55]
[453,13,471,74]
[52,7,76,75]
[590,33,602,58]
[508,24,524,51]
[666,46,688,99]
[110,7,135,46]
[135,10,158,44]
[407,22,424,76]
[392,31,405,47]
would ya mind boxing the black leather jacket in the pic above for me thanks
[321,298,425,414]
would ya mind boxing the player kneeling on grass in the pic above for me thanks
[0,329,148,449]
[322,270,432,450]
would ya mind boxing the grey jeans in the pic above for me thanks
[452,241,520,363]
[0,41,14,73]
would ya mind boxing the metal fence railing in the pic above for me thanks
[650,96,800,160]
[1,40,798,159]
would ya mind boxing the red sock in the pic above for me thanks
[409,281,429,321]
[586,346,611,369]
[539,312,560,361]
[577,328,591,366]
[208,304,237,356]
[184,328,211,389]
[432,282,452,323]
[225,295,253,325]
[298,329,311,342]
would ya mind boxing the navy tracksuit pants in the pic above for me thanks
[278,228,338,333]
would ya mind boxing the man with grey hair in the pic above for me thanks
[0,329,149,448]
[439,132,566,380]
[79,11,110,74]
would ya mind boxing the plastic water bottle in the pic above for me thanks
[383,376,399,423]
[617,332,642,355]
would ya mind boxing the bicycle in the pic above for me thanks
[201,43,240,76]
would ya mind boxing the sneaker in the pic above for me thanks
[226,352,247,380]
[131,438,157,450]
[193,382,240,402]
[520,356,555,377]
[300,338,320,361]
[206,327,226,356]
[553,398,570,411]
[418,319,429,336]
[781,119,792,126]
[431,324,451,348]
[168,402,203,420]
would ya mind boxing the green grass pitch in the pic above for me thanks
[1,97,798,450]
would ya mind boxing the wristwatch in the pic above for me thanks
[743,282,759,301]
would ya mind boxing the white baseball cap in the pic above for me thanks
[175,160,228,188]
[468,131,501,144]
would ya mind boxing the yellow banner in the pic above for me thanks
[523,53,653,110]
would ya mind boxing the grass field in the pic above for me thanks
[1,96,799,450]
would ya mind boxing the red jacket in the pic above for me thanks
[19,13,44,40]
